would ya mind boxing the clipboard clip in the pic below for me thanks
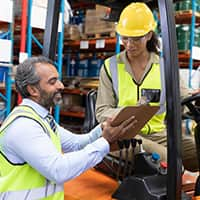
[137,96,149,105]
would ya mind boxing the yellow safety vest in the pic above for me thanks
[0,105,64,200]
[105,54,166,134]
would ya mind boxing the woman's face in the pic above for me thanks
[121,32,152,57]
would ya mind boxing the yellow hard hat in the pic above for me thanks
[116,2,157,37]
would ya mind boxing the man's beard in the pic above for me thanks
[39,90,63,109]
[53,92,63,105]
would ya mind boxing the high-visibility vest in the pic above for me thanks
[0,105,64,200]
[105,54,166,134]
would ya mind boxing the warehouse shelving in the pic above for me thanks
[61,1,200,130]
[60,109,85,118]
[175,9,200,24]
[61,35,121,120]
[0,0,14,122]
[1,1,198,128]
[175,0,200,72]
[175,0,200,135]
[64,37,118,52]
[61,2,120,121]
[25,0,65,122]
[61,87,88,118]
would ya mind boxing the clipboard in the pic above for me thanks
[111,105,159,139]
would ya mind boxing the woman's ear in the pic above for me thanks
[146,31,153,41]
[27,85,39,97]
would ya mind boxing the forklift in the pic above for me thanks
[44,0,199,199]
[111,93,200,200]
[82,0,199,199]
[110,0,200,199]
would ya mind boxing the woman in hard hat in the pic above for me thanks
[96,2,198,172]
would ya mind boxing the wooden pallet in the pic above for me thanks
[176,10,200,17]
[82,31,116,40]
[178,50,190,55]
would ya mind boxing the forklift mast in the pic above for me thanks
[158,0,182,199]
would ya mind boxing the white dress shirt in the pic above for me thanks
[1,99,109,184]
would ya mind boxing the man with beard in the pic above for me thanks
[0,56,137,200]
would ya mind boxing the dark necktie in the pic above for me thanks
[46,113,57,133]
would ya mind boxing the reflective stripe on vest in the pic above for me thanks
[108,55,166,114]
[0,182,63,200]
[109,56,119,103]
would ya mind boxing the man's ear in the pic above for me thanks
[27,85,39,97]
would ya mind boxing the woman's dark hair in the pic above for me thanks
[147,31,160,55]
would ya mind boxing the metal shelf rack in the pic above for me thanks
[0,0,14,122]
[26,0,65,122]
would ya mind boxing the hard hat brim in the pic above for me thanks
[116,22,157,37]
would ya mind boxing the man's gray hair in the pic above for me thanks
[15,56,54,98]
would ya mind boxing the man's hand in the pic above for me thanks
[101,116,137,145]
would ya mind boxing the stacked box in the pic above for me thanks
[176,25,200,50]
[84,5,116,35]
[88,58,103,77]
[64,24,81,40]
[77,59,88,77]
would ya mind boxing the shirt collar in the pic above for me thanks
[119,50,159,66]
[21,98,49,118]
[118,50,160,83]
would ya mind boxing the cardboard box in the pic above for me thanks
[64,24,81,40]
[84,7,116,35]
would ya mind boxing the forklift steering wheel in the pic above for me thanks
[181,93,200,123]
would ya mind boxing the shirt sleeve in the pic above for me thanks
[179,74,191,99]
[3,117,109,184]
[96,64,123,123]
[58,124,103,152]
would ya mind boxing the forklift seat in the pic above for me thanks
[82,89,98,133]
